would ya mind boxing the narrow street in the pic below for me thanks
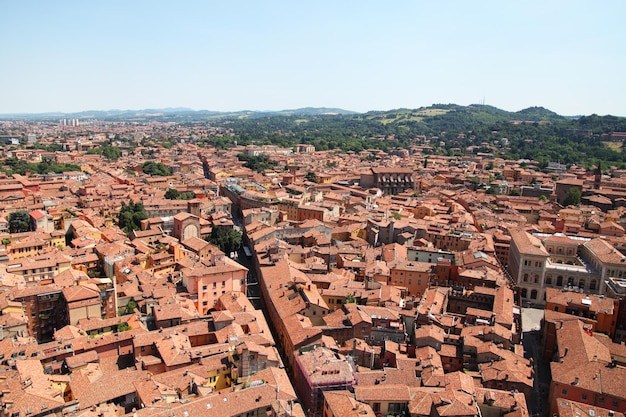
[233,245,263,310]
[521,308,551,417]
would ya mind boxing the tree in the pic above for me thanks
[8,210,33,233]
[563,187,582,206]
[345,293,357,304]
[1,238,11,245]
[117,201,148,235]
[117,322,131,332]
[540,194,548,201]
[509,189,521,196]
[206,227,242,255]
[165,188,195,200]
[121,300,138,315]
[306,171,318,183]
[165,188,181,200]
[142,161,171,176]
[87,145,121,160]
[236,153,277,172]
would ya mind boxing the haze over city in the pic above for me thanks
[1,0,625,116]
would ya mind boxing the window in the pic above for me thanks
[582,393,588,400]
[562,388,568,395]
[523,274,529,282]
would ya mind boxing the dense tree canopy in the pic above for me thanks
[8,210,34,233]
[117,201,148,235]
[564,187,582,207]
[142,161,171,176]
[305,171,318,183]
[87,145,122,160]
[165,188,195,200]
[1,158,81,176]
[236,154,277,172]
[206,227,242,255]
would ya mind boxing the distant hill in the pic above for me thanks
[0,107,357,121]
[2,103,626,167]
[514,106,565,122]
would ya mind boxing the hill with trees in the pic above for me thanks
[196,104,626,167]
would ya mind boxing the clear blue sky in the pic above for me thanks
[1,1,624,115]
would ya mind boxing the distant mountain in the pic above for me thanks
[0,107,357,121]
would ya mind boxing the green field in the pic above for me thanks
[367,108,451,124]
[603,141,623,152]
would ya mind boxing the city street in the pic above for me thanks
[521,308,551,417]
[233,245,263,310]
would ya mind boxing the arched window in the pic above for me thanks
[579,280,585,290]
[590,280,597,291]
[521,288,528,298]
[531,289,538,299]
[534,275,539,283]
[523,274,529,282]
[557,276,563,287]
[546,275,552,285]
